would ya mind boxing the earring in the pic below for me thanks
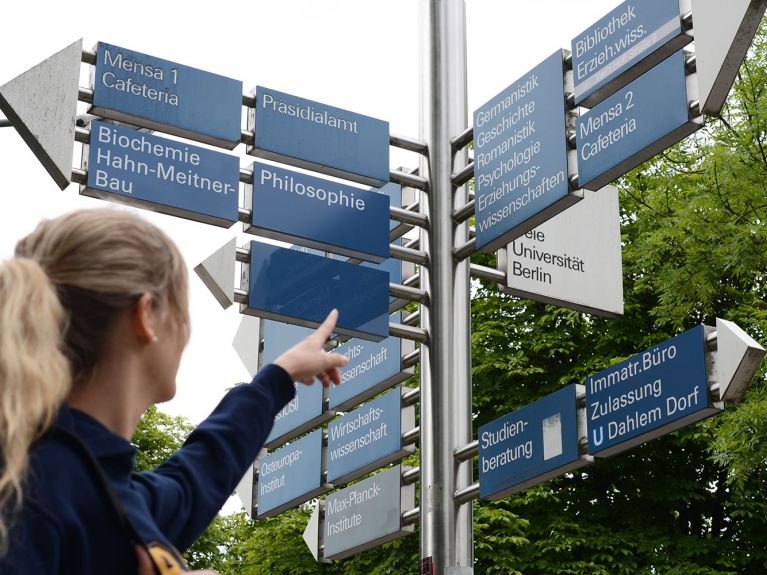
[152,335,159,344]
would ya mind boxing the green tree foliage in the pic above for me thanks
[134,25,767,574]
[133,405,192,472]
[132,406,244,571]
[466,23,767,575]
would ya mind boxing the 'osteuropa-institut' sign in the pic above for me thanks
[257,429,327,518]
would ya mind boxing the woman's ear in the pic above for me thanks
[132,293,157,345]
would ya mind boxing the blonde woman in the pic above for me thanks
[0,209,347,575]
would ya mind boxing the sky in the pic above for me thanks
[0,0,622,426]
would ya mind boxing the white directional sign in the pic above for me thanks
[232,315,262,378]
[194,237,236,309]
[0,39,81,189]
[715,318,766,403]
[499,186,623,317]
[692,0,767,115]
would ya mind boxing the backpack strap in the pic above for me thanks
[50,426,161,575]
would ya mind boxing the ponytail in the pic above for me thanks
[0,259,71,554]
[0,207,190,554]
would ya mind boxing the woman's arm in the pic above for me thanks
[134,310,348,550]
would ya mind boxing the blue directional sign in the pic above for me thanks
[329,313,413,411]
[576,51,702,191]
[249,86,390,187]
[82,121,239,227]
[586,325,721,457]
[247,241,390,341]
[378,182,403,232]
[323,465,415,561]
[257,429,327,517]
[368,256,401,306]
[90,42,242,148]
[261,320,330,449]
[572,0,692,107]
[479,384,587,500]
[474,50,578,253]
[327,388,414,485]
[246,161,390,262]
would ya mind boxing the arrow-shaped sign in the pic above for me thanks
[195,239,428,343]
[715,318,766,403]
[302,501,328,563]
[193,237,236,310]
[585,320,764,458]
[234,466,254,518]
[0,39,81,189]
[232,315,262,378]
[692,0,767,115]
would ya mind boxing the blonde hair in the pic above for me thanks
[0,208,189,553]
[0,259,70,551]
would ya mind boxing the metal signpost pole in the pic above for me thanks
[419,1,473,573]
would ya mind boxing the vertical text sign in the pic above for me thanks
[82,121,239,227]
[257,429,325,517]
[586,325,719,457]
[474,50,572,253]
[571,0,690,107]
[249,86,390,187]
[479,385,583,500]
[91,42,242,148]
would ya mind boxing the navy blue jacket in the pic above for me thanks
[1,364,294,574]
